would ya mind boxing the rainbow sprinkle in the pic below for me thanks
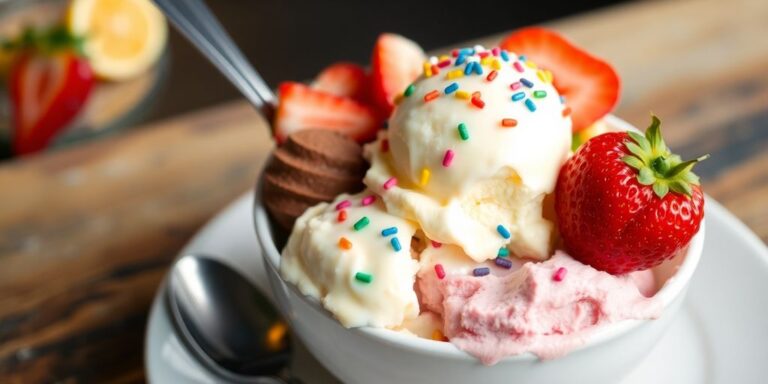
[471,97,485,109]
[553,267,568,282]
[562,107,572,117]
[404,84,415,97]
[337,210,347,222]
[423,62,433,77]
[447,69,464,79]
[501,119,518,128]
[420,168,431,186]
[511,92,525,101]
[513,61,524,73]
[338,237,352,250]
[442,149,455,167]
[362,195,376,206]
[525,98,537,112]
[353,217,370,231]
[444,82,459,94]
[473,267,490,277]
[437,58,452,68]
[510,82,522,91]
[464,62,475,75]
[496,224,511,239]
[491,59,502,70]
[498,247,509,257]
[455,90,471,100]
[500,50,510,61]
[486,70,498,81]
[355,272,373,283]
[495,257,513,269]
[381,227,398,236]
[520,78,534,88]
[434,264,446,279]
[383,177,398,190]
[455,54,467,66]
[533,90,547,98]
[336,200,351,210]
[457,123,469,140]
[390,237,402,252]
[424,90,440,102]
[491,47,500,56]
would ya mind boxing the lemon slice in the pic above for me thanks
[66,0,168,80]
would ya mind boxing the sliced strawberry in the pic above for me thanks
[10,51,94,155]
[500,27,620,132]
[370,33,426,117]
[312,62,370,103]
[273,82,381,144]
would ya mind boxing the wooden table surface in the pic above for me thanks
[2,0,766,382]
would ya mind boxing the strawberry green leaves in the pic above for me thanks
[621,115,709,198]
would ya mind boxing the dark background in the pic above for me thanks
[150,0,628,121]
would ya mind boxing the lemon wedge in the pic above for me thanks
[66,0,168,80]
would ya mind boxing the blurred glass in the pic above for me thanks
[0,0,168,160]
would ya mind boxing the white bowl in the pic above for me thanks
[253,115,705,384]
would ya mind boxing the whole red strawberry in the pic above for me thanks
[555,115,707,274]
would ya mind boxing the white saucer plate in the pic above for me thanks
[145,193,768,383]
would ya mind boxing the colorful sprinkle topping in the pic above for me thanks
[381,227,398,236]
[424,90,440,102]
[525,98,537,112]
[501,118,518,128]
[498,247,509,257]
[562,107,572,117]
[471,97,485,109]
[420,168,431,186]
[390,237,402,252]
[553,267,568,282]
[463,62,475,75]
[500,50,510,61]
[496,224,511,239]
[473,267,490,277]
[520,78,534,88]
[404,84,415,97]
[355,272,373,283]
[533,90,547,98]
[442,149,455,167]
[447,69,464,79]
[353,216,370,231]
[383,177,398,190]
[495,257,513,269]
[361,195,376,206]
[457,123,469,140]
[335,200,351,211]
[337,210,347,222]
[513,61,524,73]
[455,90,471,100]
[434,264,446,279]
[444,82,459,94]
[423,62,432,77]
[511,92,525,101]
[338,237,352,250]
[486,70,498,82]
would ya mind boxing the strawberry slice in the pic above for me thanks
[10,51,94,155]
[500,27,620,132]
[273,82,381,144]
[370,33,426,117]
[312,62,370,103]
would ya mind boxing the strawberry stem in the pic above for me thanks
[621,114,709,198]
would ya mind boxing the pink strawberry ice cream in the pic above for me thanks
[415,246,661,364]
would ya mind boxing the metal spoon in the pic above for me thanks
[153,0,277,121]
[166,254,292,384]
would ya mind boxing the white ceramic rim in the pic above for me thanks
[253,114,705,362]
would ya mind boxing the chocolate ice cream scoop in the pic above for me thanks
[263,129,367,230]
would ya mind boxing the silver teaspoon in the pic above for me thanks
[166,254,292,383]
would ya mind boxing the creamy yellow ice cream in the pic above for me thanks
[365,47,572,261]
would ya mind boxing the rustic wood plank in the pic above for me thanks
[0,0,766,382]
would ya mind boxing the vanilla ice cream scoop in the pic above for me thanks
[365,47,572,261]
[281,191,420,328]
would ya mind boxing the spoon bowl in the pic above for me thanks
[166,254,291,383]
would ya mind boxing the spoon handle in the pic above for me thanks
[154,0,276,121]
